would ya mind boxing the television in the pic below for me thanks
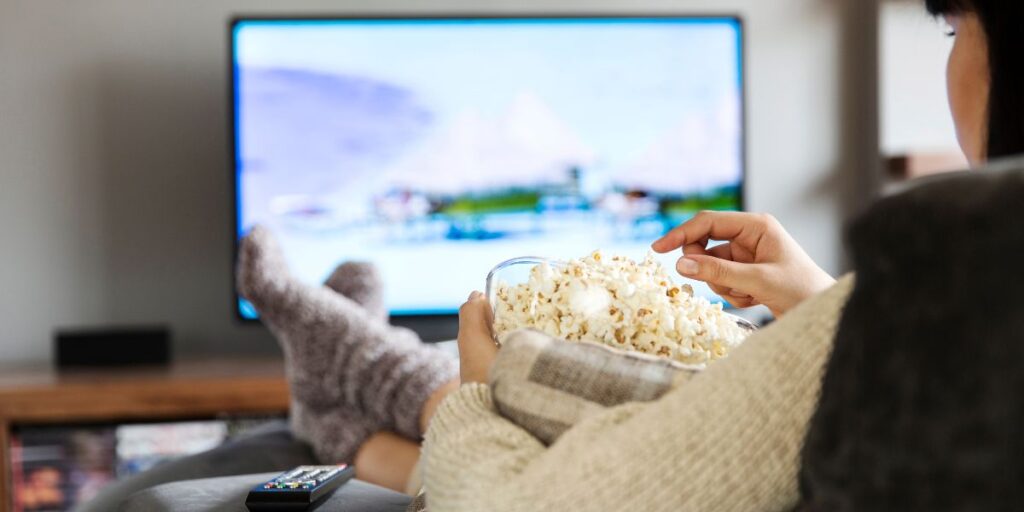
[231,15,745,328]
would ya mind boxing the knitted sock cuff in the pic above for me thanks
[390,346,460,440]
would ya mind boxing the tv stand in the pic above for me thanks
[0,357,290,512]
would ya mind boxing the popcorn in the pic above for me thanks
[493,251,751,368]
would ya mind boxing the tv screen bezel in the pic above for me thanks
[229,13,748,331]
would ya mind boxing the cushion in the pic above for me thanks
[75,420,316,512]
[800,158,1024,508]
[119,473,410,512]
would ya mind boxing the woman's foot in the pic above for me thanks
[237,226,373,410]
[236,226,458,461]
[324,260,388,324]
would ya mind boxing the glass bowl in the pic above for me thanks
[485,255,758,336]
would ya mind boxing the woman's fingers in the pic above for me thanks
[723,296,757,309]
[706,242,735,261]
[457,292,499,383]
[459,292,493,336]
[686,245,750,297]
[676,254,764,297]
[682,241,709,256]
[707,282,733,297]
[693,244,752,298]
[652,211,773,254]
[695,274,753,310]
[461,291,491,316]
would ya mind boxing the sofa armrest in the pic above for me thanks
[119,473,410,512]
[75,420,317,512]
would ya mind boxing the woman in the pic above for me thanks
[236,0,1023,507]
[794,1,1024,508]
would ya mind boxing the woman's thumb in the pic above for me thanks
[676,255,760,295]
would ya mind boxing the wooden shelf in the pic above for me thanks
[0,357,290,512]
[885,150,969,179]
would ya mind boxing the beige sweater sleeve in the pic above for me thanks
[423,276,854,512]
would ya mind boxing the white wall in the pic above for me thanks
[0,0,878,363]
[880,0,961,156]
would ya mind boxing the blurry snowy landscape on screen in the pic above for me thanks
[234,19,743,316]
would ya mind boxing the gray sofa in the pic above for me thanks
[76,420,410,512]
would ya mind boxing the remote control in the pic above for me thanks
[245,464,355,511]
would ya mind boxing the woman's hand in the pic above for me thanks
[652,211,835,317]
[457,291,499,384]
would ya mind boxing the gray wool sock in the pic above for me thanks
[324,261,388,324]
[290,260,383,462]
[237,226,458,463]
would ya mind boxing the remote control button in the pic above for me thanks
[317,470,340,483]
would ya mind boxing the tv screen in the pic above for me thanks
[232,15,745,320]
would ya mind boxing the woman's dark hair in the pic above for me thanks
[799,168,1024,510]
[925,0,1024,159]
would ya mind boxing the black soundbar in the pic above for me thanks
[54,326,171,368]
